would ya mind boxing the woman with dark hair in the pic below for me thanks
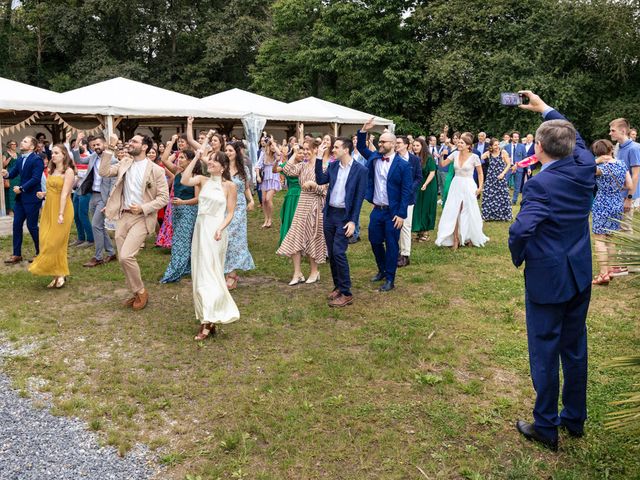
[28,144,76,288]
[591,139,632,285]
[277,138,327,285]
[156,136,189,247]
[160,149,202,283]
[223,142,255,289]
[435,132,488,249]
[182,140,239,340]
[2,140,19,213]
[411,138,438,241]
[481,138,512,221]
[273,143,303,245]
[322,134,336,163]
[255,138,282,228]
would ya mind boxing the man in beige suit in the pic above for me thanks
[100,134,169,310]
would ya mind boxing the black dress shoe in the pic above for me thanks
[516,420,558,452]
[371,272,386,282]
[378,280,395,292]
[560,424,584,438]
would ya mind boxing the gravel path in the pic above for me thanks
[0,342,158,480]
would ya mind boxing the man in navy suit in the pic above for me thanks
[315,137,368,307]
[473,132,491,186]
[357,118,412,292]
[504,131,527,204]
[2,136,44,264]
[395,136,422,267]
[509,91,595,452]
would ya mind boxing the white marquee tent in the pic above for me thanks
[287,96,394,129]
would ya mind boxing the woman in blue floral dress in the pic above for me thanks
[591,139,632,285]
[224,142,255,289]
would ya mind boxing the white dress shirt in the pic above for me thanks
[92,156,103,192]
[329,158,353,208]
[124,159,149,209]
[373,154,393,206]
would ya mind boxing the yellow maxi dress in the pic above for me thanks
[29,175,74,277]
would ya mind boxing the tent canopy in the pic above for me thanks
[201,88,307,121]
[0,77,102,115]
[286,96,393,126]
[58,77,240,118]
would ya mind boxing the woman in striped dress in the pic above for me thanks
[277,139,327,285]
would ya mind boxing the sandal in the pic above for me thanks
[226,273,239,290]
[55,277,66,289]
[592,273,610,286]
[46,278,57,289]
[195,322,216,341]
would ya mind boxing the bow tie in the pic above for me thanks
[381,156,390,162]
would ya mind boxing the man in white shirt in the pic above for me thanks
[99,134,169,311]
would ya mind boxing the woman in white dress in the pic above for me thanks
[181,138,239,340]
[435,132,489,249]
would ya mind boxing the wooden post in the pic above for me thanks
[333,122,339,137]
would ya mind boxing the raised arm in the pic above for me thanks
[186,116,202,151]
[99,135,121,177]
[161,135,179,174]
[357,117,377,160]
[314,143,330,185]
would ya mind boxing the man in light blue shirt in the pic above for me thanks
[610,118,640,212]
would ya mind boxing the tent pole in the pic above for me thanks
[106,115,114,139]
[333,122,339,137]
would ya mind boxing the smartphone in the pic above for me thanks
[500,93,523,106]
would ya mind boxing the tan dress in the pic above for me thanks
[276,159,328,263]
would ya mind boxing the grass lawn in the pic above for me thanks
[0,194,638,480]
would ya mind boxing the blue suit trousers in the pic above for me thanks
[324,207,352,296]
[13,200,40,257]
[525,285,590,440]
[368,207,400,283]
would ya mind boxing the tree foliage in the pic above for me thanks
[0,0,639,139]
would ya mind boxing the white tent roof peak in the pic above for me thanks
[287,96,393,125]
[201,88,308,121]
[59,77,240,118]
[0,77,99,114]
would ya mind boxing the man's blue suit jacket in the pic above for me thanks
[508,109,596,304]
[356,131,412,219]
[504,142,527,169]
[7,152,44,206]
[315,158,368,225]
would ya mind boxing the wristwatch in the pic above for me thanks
[627,194,633,199]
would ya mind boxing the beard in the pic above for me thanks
[128,146,141,156]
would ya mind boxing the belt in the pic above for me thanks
[373,204,389,210]
[122,209,136,214]
[92,190,101,194]
[328,206,346,211]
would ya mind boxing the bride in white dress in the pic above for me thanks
[181,137,239,340]
[435,132,489,249]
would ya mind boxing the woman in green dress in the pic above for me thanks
[3,140,19,213]
[274,144,303,245]
[411,138,438,241]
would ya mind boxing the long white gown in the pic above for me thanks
[435,152,489,247]
[191,176,240,324]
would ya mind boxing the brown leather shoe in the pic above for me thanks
[132,289,149,311]
[4,255,23,264]
[122,296,136,307]
[329,294,353,308]
[327,289,341,300]
[104,254,117,263]
[83,257,104,268]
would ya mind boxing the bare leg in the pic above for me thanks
[309,257,319,277]
[452,202,463,250]
[264,190,274,226]
[290,252,303,282]
[593,234,609,275]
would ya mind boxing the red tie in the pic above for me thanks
[382,156,390,162]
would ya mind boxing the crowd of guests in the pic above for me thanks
[1,112,639,336]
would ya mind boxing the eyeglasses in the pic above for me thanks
[379,140,393,144]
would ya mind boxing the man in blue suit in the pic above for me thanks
[504,131,527,204]
[396,136,423,267]
[315,137,368,307]
[358,118,413,292]
[509,91,595,452]
[2,136,44,264]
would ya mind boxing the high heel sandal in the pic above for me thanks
[46,278,57,289]
[305,273,320,284]
[592,273,610,286]
[195,322,215,340]
[55,277,66,289]
[226,273,239,290]
[289,275,305,286]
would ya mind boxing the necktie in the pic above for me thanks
[382,156,390,162]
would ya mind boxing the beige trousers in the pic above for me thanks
[399,205,414,257]
[115,212,148,294]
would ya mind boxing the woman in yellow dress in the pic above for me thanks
[29,144,76,288]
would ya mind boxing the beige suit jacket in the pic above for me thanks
[98,153,169,234]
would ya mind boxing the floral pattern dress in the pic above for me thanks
[224,168,255,273]
[481,154,512,221]
[592,160,628,234]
